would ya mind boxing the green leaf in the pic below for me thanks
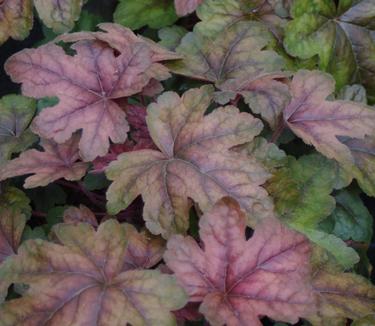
[0,95,37,165]
[267,154,359,268]
[114,0,178,30]
[284,0,375,99]
[158,26,188,50]
[321,189,373,243]
[25,184,66,213]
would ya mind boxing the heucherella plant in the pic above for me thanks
[0,1,374,325]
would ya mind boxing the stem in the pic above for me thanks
[270,117,286,143]
[32,211,47,218]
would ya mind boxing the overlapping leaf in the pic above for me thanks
[106,86,273,238]
[0,95,36,165]
[165,197,314,326]
[0,0,33,45]
[284,70,375,168]
[114,0,178,30]
[5,38,161,161]
[63,205,98,227]
[33,0,85,33]
[175,0,203,16]
[0,135,88,188]
[0,219,187,325]
[284,0,375,99]
[169,20,287,128]
[267,154,359,268]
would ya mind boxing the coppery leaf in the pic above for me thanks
[0,135,88,188]
[63,205,98,227]
[0,220,187,325]
[165,197,314,326]
[106,86,273,238]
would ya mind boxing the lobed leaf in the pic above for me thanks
[0,0,33,45]
[165,197,314,326]
[0,219,187,325]
[0,135,88,188]
[106,86,273,238]
[63,205,98,227]
[284,70,375,167]
[284,0,375,99]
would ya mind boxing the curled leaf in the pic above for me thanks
[165,197,314,326]
[0,135,88,188]
[106,86,273,238]
[0,219,187,325]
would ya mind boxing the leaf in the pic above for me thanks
[0,95,36,165]
[34,0,85,33]
[0,135,88,188]
[174,0,203,16]
[322,189,373,243]
[195,0,289,39]
[338,136,375,196]
[0,0,33,45]
[123,225,165,271]
[164,197,314,326]
[266,154,359,268]
[309,255,375,325]
[63,205,98,227]
[106,86,274,238]
[5,39,156,161]
[284,70,375,167]
[114,0,178,30]
[284,0,375,98]
[236,136,287,172]
[353,315,375,326]
[169,21,287,127]
[0,191,29,302]
[337,84,368,103]
[0,219,187,325]
[159,26,188,50]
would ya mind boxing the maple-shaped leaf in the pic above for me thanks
[164,197,314,326]
[5,40,155,161]
[308,248,375,325]
[175,0,203,16]
[338,136,375,196]
[63,205,98,227]
[106,86,273,238]
[267,154,359,268]
[0,135,88,188]
[284,70,375,167]
[114,0,178,30]
[0,219,187,325]
[33,0,85,33]
[169,21,286,128]
[284,0,375,99]
[195,0,289,40]
[0,0,33,45]
[0,95,36,165]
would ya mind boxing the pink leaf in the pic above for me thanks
[165,197,315,325]
[175,0,204,16]
[0,135,88,188]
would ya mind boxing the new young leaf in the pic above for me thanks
[175,0,203,16]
